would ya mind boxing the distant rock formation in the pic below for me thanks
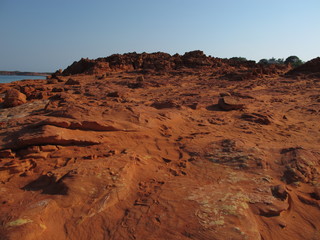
[0,71,51,76]
[286,57,320,77]
[55,50,289,80]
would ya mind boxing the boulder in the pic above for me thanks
[3,89,27,108]
[280,148,320,184]
[271,185,288,201]
[65,78,80,85]
[218,96,245,111]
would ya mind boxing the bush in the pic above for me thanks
[284,56,303,67]
[258,58,284,65]
[258,56,303,67]
[229,57,248,62]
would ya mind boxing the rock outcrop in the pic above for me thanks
[286,57,320,77]
[3,89,27,108]
[56,51,289,81]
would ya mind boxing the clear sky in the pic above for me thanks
[1,0,319,72]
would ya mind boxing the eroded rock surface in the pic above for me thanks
[0,52,320,240]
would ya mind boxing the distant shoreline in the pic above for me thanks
[0,71,51,76]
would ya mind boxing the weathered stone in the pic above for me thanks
[219,92,231,97]
[151,100,180,109]
[40,145,59,152]
[280,148,320,184]
[136,76,145,82]
[65,78,80,85]
[47,78,58,84]
[218,96,245,111]
[3,89,27,108]
[106,92,120,97]
[0,149,15,158]
[311,187,320,200]
[271,185,288,201]
[240,113,271,125]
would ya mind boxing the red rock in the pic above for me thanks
[286,57,320,76]
[60,51,288,78]
[218,96,245,110]
[47,78,58,84]
[40,145,58,152]
[271,185,288,200]
[2,125,102,150]
[311,187,320,200]
[151,100,180,109]
[0,51,319,240]
[0,149,15,158]
[65,78,80,85]
[240,113,272,125]
[3,89,27,108]
[280,148,320,184]
[106,91,120,97]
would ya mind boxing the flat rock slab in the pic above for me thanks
[218,96,245,111]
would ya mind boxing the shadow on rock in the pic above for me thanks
[205,104,223,111]
[22,175,68,195]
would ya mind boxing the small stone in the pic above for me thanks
[52,87,63,92]
[128,82,144,89]
[106,92,120,98]
[40,145,58,152]
[65,78,80,85]
[18,146,41,157]
[47,78,58,84]
[136,76,145,82]
[219,92,231,97]
[278,221,287,228]
[187,102,198,110]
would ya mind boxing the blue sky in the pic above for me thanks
[0,0,319,72]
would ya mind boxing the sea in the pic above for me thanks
[0,75,46,83]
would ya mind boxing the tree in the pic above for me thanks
[258,59,269,65]
[258,58,284,65]
[284,56,303,67]
[229,57,247,62]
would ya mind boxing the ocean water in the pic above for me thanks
[0,75,46,83]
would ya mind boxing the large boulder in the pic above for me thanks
[3,89,27,108]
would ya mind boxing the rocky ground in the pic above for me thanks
[0,51,319,240]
